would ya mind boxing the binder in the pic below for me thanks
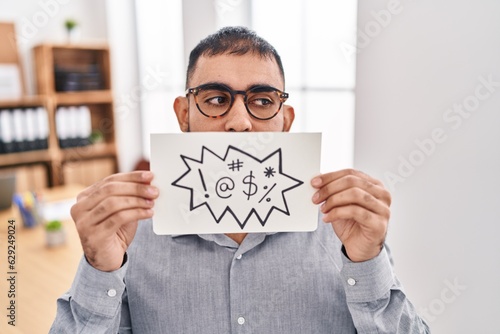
[55,105,93,148]
[0,109,15,153]
[36,107,49,149]
[77,105,92,146]
[12,108,27,152]
[56,106,68,148]
[25,107,38,151]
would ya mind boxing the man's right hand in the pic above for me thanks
[71,171,159,272]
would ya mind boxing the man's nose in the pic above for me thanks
[224,95,252,132]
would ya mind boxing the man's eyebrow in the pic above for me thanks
[246,83,281,90]
[196,81,281,90]
[197,81,227,87]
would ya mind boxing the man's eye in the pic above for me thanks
[249,97,274,107]
[205,96,228,105]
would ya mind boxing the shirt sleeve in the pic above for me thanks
[49,255,131,334]
[340,246,431,333]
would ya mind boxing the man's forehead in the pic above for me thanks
[189,53,284,89]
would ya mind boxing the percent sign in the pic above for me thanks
[258,183,277,203]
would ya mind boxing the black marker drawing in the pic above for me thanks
[197,168,209,198]
[264,166,276,178]
[258,183,276,203]
[242,170,257,200]
[215,177,234,199]
[227,159,244,171]
[171,146,303,230]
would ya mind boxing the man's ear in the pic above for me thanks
[174,96,189,132]
[282,104,295,132]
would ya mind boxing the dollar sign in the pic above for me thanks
[242,171,258,200]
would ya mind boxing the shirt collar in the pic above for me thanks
[172,232,279,251]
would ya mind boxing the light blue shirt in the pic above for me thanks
[50,219,430,333]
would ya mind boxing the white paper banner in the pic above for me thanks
[151,132,321,235]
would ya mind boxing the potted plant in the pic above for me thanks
[64,19,79,43]
[45,220,66,247]
[90,129,105,144]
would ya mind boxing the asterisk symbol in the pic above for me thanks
[264,166,276,178]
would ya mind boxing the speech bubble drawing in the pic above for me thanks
[171,146,304,230]
[150,132,321,235]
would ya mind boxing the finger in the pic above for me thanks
[100,208,155,233]
[313,172,391,206]
[76,179,159,212]
[322,205,388,232]
[311,169,384,189]
[77,171,154,201]
[77,207,154,236]
[320,187,390,219]
[80,195,155,226]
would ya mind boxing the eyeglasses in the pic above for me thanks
[185,83,289,120]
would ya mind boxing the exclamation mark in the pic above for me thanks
[198,169,209,198]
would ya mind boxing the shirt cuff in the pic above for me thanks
[340,246,395,303]
[70,255,128,317]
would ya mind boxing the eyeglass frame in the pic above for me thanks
[185,83,289,120]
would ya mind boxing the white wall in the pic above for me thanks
[354,0,500,333]
[135,0,185,159]
[0,0,108,95]
[105,0,142,172]
[182,0,217,65]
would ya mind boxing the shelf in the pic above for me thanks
[42,43,110,51]
[0,95,47,108]
[61,143,116,161]
[55,90,113,105]
[0,150,51,167]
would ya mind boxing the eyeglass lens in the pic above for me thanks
[195,86,282,119]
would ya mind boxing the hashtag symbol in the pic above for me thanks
[9,265,14,270]
[227,159,244,171]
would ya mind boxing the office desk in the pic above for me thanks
[0,185,84,334]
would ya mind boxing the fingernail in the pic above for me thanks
[142,171,153,179]
[311,177,322,187]
[148,186,159,195]
[312,192,319,202]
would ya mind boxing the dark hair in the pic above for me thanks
[186,26,285,88]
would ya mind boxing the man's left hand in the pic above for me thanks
[311,169,391,262]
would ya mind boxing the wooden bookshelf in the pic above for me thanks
[32,43,119,186]
[0,43,118,189]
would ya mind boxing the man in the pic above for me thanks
[50,26,430,333]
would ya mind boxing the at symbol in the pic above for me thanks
[215,177,235,199]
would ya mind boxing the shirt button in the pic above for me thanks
[107,289,117,297]
[236,254,242,260]
[237,316,245,325]
[347,278,356,286]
